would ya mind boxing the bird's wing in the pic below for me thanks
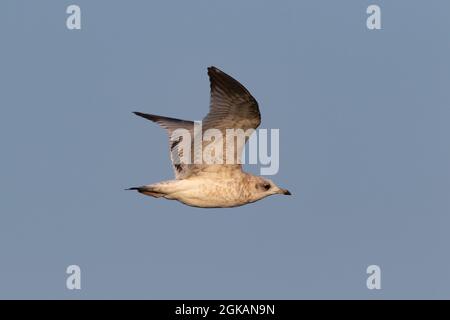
[133,112,196,179]
[201,66,261,166]
[133,67,261,178]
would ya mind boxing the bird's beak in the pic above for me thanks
[281,189,291,195]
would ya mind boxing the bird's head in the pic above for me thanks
[250,177,291,202]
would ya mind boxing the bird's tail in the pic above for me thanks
[126,186,165,198]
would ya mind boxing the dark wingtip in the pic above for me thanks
[133,111,158,122]
[208,66,221,74]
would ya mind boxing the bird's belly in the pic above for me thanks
[169,180,247,208]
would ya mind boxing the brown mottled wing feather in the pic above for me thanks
[203,67,261,132]
[133,67,261,178]
[201,67,261,167]
[133,112,195,179]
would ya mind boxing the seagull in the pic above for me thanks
[127,66,291,208]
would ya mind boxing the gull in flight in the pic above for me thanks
[127,66,291,208]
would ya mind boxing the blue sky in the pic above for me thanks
[0,0,449,298]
